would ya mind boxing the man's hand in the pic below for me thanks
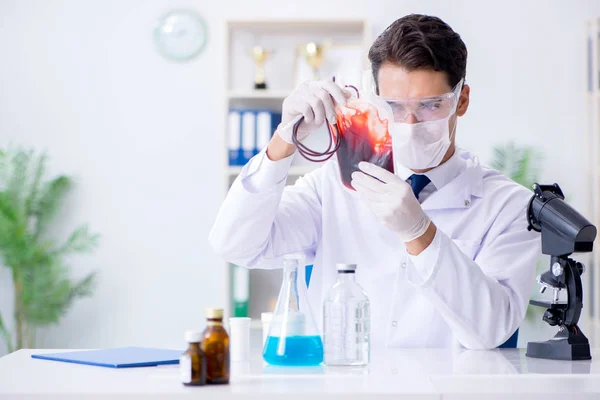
[351,162,433,249]
[277,80,348,144]
[267,80,349,162]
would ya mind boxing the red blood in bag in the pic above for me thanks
[333,101,394,190]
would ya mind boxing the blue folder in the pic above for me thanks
[31,346,182,368]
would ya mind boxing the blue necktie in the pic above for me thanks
[408,174,431,199]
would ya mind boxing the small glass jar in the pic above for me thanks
[180,330,206,386]
[201,308,230,384]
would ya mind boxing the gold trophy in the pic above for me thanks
[250,46,272,90]
[300,41,330,80]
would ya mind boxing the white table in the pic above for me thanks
[1,348,600,399]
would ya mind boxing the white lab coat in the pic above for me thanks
[209,150,540,350]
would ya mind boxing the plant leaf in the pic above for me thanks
[21,257,97,326]
[24,152,47,217]
[0,311,14,353]
[70,272,97,299]
[32,176,71,238]
[0,191,30,270]
[0,147,8,188]
[5,150,33,210]
[490,146,507,172]
[21,260,72,325]
[0,147,98,333]
[490,142,542,190]
[0,192,20,248]
[55,225,99,255]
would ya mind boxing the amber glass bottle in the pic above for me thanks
[180,330,206,386]
[201,308,230,384]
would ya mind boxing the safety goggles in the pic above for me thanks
[381,78,464,123]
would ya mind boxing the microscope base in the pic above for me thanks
[527,335,591,361]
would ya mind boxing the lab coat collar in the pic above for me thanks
[420,152,484,211]
[395,148,466,192]
[425,150,466,192]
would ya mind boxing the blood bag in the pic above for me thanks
[332,94,394,190]
[292,82,395,190]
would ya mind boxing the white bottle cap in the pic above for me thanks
[229,317,251,362]
[184,330,202,343]
[261,312,273,323]
[336,263,357,272]
[229,317,251,327]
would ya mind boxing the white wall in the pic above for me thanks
[0,0,599,354]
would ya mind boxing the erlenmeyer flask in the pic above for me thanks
[263,255,324,366]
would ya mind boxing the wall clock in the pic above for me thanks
[154,10,207,62]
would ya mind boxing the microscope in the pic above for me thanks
[526,183,597,361]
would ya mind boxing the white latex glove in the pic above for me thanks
[276,80,349,144]
[351,161,432,242]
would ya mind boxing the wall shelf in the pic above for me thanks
[227,91,287,111]
[227,165,317,176]
[222,18,370,320]
[228,90,288,100]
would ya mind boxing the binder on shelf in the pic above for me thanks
[256,111,272,152]
[228,109,282,166]
[271,112,282,141]
[241,111,256,164]
[232,264,249,317]
[228,110,242,166]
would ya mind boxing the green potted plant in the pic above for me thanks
[0,147,98,353]
[490,143,540,190]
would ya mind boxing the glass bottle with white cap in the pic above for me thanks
[180,330,206,386]
[263,255,324,366]
[323,263,370,366]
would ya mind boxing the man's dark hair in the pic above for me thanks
[368,14,467,92]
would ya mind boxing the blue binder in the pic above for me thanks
[31,346,182,368]
[228,109,282,166]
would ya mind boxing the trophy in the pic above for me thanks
[250,46,272,90]
[300,41,330,80]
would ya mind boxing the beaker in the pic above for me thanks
[263,255,324,366]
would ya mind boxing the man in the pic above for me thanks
[210,14,539,350]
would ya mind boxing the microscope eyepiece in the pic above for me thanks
[527,183,596,256]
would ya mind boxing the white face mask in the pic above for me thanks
[391,115,456,170]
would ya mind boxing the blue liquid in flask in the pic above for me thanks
[263,335,324,366]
